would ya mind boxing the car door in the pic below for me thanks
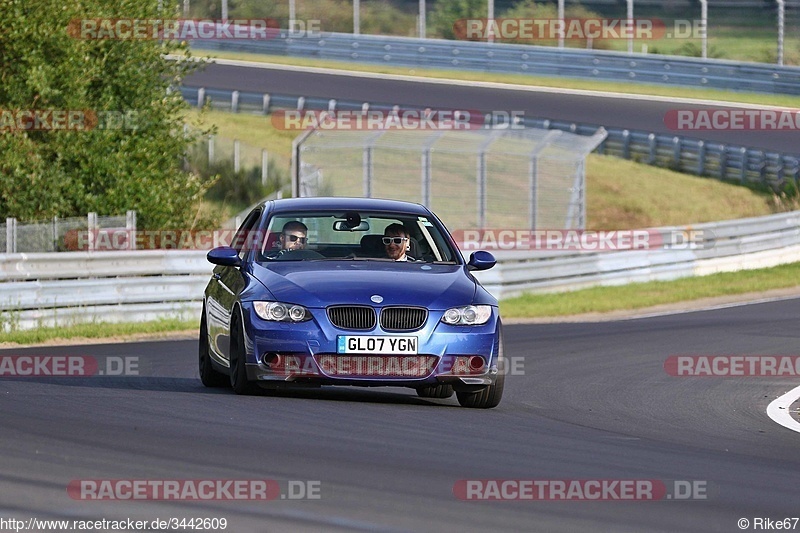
[207,208,262,364]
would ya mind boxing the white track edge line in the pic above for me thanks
[767,384,800,434]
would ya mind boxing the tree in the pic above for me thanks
[0,0,212,229]
[429,0,487,40]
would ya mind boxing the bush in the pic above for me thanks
[186,141,287,211]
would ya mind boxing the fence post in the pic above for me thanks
[419,0,426,38]
[626,0,634,54]
[234,140,240,173]
[672,137,682,167]
[621,130,631,160]
[777,0,785,66]
[420,129,442,208]
[697,140,706,175]
[197,87,205,108]
[528,130,561,231]
[699,0,708,59]
[126,210,137,251]
[6,217,16,254]
[297,96,305,111]
[363,146,373,198]
[231,90,239,113]
[262,94,271,114]
[87,212,98,252]
[718,145,727,180]
[740,147,748,183]
[421,150,431,207]
[529,157,538,231]
[477,153,486,229]
[52,216,58,252]
[647,133,656,164]
[208,135,215,164]
[262,150,269,186]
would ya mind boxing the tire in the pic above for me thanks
[456,334,505,409]
[229,311,260,395]
[199,305,228,388]
[416,383,454,398]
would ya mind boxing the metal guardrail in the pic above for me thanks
[2,211,800,328]
[182,85,800,192]
[191,32,800,96]
[0,250,210,330]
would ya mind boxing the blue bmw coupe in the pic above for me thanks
[200,197,504,408]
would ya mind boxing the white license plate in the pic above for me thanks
[337,336,418,354]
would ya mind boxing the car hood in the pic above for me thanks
[250,261,477,309]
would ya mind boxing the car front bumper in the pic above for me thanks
[241,304,502,389]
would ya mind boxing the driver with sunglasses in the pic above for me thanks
[383,223,416,261]
[279,221,308,251]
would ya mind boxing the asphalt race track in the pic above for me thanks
[186,62,800,157]
[2,298,800,532]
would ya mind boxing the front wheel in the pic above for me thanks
[456,334,505,409]
[229,312,260,396]
[456,372,504,408]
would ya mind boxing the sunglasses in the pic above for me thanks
[382,236,407,245]
[283,234,307,244]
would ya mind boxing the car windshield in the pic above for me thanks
[257,211,459,263]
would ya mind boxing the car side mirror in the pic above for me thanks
[207,246,242,267]
[467,250,496,271]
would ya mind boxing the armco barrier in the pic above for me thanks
[191,31,800,96]
[2,211,800,329]
[181,86,800,191]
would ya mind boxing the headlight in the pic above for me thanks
[441,305,492,325]
[253,301,311,322]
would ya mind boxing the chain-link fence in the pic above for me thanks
[1,212,135,253]
[296,126,606,230]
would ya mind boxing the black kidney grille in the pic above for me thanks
[380,307,427,331]
[327,306,376,330]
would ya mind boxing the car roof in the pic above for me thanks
[264,197,431,216]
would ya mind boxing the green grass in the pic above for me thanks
[500,261,800,318]
[0,318,197,345]
[586,155,780,229]
[186,108,298,171]
[196,50,800,109]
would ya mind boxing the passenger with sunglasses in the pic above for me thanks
[383,223,415,261]
[279,221,308,251]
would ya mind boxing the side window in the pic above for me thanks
[231,209,262,260]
